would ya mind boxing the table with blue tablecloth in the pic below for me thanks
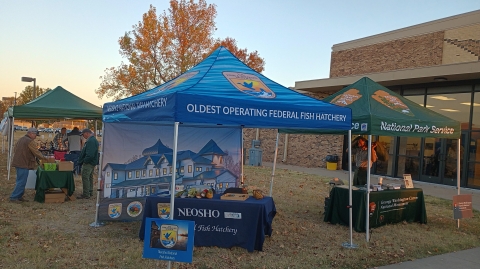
[324,186,427,232]
[139,194,276,252]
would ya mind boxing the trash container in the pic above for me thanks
[326,155,338,170]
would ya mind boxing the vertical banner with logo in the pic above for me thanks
[143,218,195,263]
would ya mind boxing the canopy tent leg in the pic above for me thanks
[269,131,280,197]
[90,123,105,228]
[365,135,373,242]
[7,117,15,181]
[342,130,357,249]
[166,122,180,269]
[241,128,244,185]
[457,138,461,229]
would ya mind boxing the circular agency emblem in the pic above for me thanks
[223,71,276,98]
[127,201,143,217]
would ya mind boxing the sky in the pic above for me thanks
[1,0,479,107]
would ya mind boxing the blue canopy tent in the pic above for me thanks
[98,47,352,226]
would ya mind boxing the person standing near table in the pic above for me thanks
[53,127,68,152]
[350,137,377,186]
[10,127,47,203]
[64,127,82,154]
[77,128,99,199]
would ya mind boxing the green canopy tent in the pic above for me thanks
[278,77,461,246]
[7,86,103,180]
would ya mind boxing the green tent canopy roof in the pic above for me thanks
[281,77,460,139]
[12,86,102,119]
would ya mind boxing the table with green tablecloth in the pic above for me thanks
[324,186,427,232]
[34,167,75,203]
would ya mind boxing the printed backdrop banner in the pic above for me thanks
[98,122,242,221]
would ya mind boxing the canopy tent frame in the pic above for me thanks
[6,86,102,180]
[278,76,461,244]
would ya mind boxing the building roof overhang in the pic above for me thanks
[295,61,480,93]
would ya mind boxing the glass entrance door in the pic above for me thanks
[421,137,464,186]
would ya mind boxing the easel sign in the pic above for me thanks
[143,218,195,263]
[453,194,473,220]
[403,174,414,189]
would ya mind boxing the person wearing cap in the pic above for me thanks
[77,128,99,199]
[10,127,47,203]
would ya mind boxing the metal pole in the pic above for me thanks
[366,135,372,242]
[457,138,461,229]
[241,128,244,185]
[342,130,357,248]
[31,79,36,127]
[90,123,105,228]
[7,117,15,180]
[269,131,280,197]
[167,122,179,269]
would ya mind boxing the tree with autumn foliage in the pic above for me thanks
[96,0,265,101]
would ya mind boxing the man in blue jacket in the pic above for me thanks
[77,128,99,199]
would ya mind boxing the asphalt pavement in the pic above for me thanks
[261,162,480,269]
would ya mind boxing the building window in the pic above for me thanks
[219,156,223,164]
[196,167,202,172]
[128,171,132,179]
[106,172,110,177]
[188,165,192,173]
[225,183,229,189]
[105,183,111,188]
[114,173,118,180]
[180,166,184,173]
[218,183,223,189]
[149,169,153,177]
[169,167,172,174]
[163,168,167,175]
[156,169,159,176]
[206,167,210,171]
[129,188,136,192]
[136,171,140,178]
[142,170,146,177]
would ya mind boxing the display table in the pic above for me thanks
[34,167,75,203]
[139,194,276,252]
[324,186,427,232]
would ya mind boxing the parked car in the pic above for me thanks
[21,126,28,131]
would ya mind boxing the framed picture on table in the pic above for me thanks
[403,174,414,189]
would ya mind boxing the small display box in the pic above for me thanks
[58,161,74,171]
[45,190,66,203]
[43,163,57,171]
[220,193,249,201]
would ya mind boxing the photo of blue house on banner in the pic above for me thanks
[143,218,195,263]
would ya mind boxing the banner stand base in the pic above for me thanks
[89,221,105,228]
[342,242,358,249]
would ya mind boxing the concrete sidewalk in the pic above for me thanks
[261,162,480,268]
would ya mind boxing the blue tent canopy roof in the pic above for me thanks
[103,46,352,130]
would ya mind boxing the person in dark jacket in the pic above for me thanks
[10,127,47,202]
[77,128,99,199]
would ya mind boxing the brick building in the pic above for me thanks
[247,10,480,189]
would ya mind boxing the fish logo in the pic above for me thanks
[157,203,171,219]
[147,71,199,96]
[108,203,122,219]
[330,88,362,106]
[223,72,276,98]
[372,90,414,116]
[160,224,178,248]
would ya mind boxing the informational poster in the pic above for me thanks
[98,123,242,221]
[142,218,195,263]
[403,174,414,189]
[453,194,473,220]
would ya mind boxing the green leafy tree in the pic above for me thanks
[16,86,51,105]
[96,0,265,101]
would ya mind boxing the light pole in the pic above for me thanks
[21,76,36,100]
[21,77,36,127]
